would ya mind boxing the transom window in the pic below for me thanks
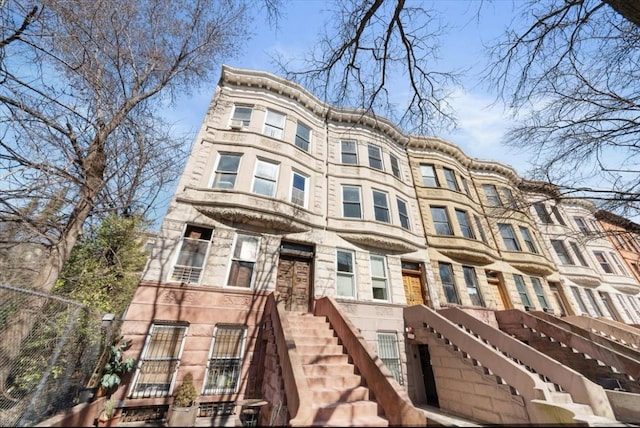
[498,223,521,251]
[295,121,311,151]
[531,277,551,310]
[390,154,401,178]
[231,105,252,129]
[439,262,460,304]
[368,144,383,170]
[212,153,241,189]
[593,251,614,273]
[551,239,573,264]
[171,226,213,284]
[263,109,286,139]
[227,234,260,288]
[455,209,474,239]
[372,189,390,223]
[290,171,308,207]
[204,325,247,394]
[513,274,533,308]
[482,184,502,207]
[519,226,538,253]
[463,266,484,307]
[252,159,279,197]
[443,168,459,191]
[377,332,403,385]
[131,323,187,398]
[431,206,453,236]
[370,255,389,301]
[396,198,410,230]
[341,140,358,164]
[420,164,439,187]
[342,185,362,218]
[336,250,356,298]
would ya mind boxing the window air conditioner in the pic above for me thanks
[230,119,243,130]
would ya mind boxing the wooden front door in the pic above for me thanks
[276,242,313,312]
[402,261,426,306]
[486,270,511,310]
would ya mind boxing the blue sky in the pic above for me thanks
[156,0,531,225]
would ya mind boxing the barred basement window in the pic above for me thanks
[377,332,403,385]
[204,325,247,394]
[131,323,187,398]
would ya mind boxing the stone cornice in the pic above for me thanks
[192,205,310,233]
[338,232,421,254]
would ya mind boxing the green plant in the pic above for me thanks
[102,398,116,419]
[100,338,136,389]
[173,372,197,407]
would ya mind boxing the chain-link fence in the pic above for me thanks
[0,283,117,427]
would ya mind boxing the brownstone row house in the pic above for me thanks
[99,66,640,427]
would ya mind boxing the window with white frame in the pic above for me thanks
[482,184,502,207]
[569,241,589,266]
[131,323,187,398]
[502,188,518,208]
[571,286,589,314]
[616,294,635,322]
[337,250,356,298]
[534,203,553,224]
[513,274,533,308]
[455,209,475,239]
[420,164,439,187]
[370,255,389,301]
[531,277,551,310]
[584,289,603,317]
[460,176,471,196]
[263,109,286,139]
[498,223,521,251]
[551,205,566,225]
[431,206,453,235]
[390,154,401,178]
[341,140,358,164]
[227,234,260,288]
[204,325,246,394]
[295,121,311,151]
[626,295,640,320]
[251,159,279,197]
[396,197,410,230]
[463,266,484,307]
[474,215,488,243]
[372,189,390,223]
[574,216,590,234]
[551,239,573,265]
[212,153,242,189]
[290,171,308,207]
[439,262,460,304]
[519,226,538,253]
[170,226,213,283]
[593,251,614,273]
[609,251,628,275]
[443,168,459,191]
[230,105,252,129]
[368,144,383,170]
[342,185,362,218]
[377,332,403,385]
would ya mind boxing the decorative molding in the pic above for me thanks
[437,249,495,265]
[160,289,196,304]
[193,205,310,233]
[338,232,419,253]
[222,295,252,307]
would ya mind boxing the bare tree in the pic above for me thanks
[486,0,640,219]
[0,0,254,396]
[274,0,460,135]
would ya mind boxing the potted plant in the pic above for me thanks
[168,372,199,427]
[99,338,136,396]
[97,397,121,427]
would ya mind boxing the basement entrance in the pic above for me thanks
[276,242,314,312]
[418,344,439,407]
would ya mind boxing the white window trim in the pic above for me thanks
[372,189,391,223]
[169,225,213,284]
[251,158,279,197]
[225,233,261,289]
[370,254,390,302]
[341,185,362,219]
[203,325,247,395]
[211,153,242,189]
[263,109,286,139]
[336,249,357,299]
[290,170,309,208]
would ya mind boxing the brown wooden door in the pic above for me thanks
[276,256,311,312]
[402,262,425,306]
[486,270,510,310]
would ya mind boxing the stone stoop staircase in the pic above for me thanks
[286,312,389,427]
[423,325,618,426]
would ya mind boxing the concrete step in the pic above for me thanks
[294,334,339,346]
[303,363,358,377]
[310,414,389,427]
[289,327,337,337]
[306,374,362,389]
[296,343,345,355]
[299,352,349,365]
[313,400,380,421]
